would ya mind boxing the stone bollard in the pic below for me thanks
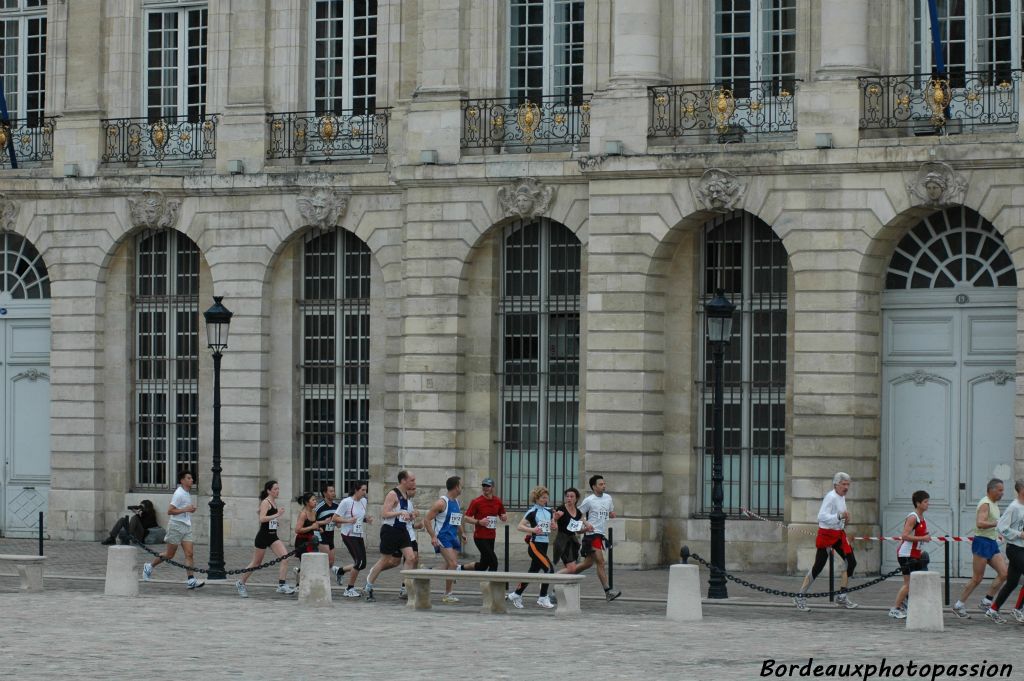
[666,563,702,621]
[298,552,332,606]
[906,571,943,632]
[104,546,139,597]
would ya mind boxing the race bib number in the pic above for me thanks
[268,519,278,531]
[592,510,608,522]
[566,519,583,532]
[324,522,335,532]
[538,520,551,534]
[485,516,497,529]
[449,512,463,527]
[353,521,364,536]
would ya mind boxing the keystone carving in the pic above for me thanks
[695,169,744,213]
[0,194,18,231]
[906,162,968,209]
[498,178,556,220]
[297,188,349,229]
[128,191,181,230]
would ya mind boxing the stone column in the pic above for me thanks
[52,0,104,177]
[215,0,268,173]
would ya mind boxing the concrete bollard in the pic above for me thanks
[666,563,702,621]
[906,571,943,632]
[298,552,332,606]
[104,546,139,597]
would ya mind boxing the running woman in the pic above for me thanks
[425,475,469,603]
[235,480,296,597]
[574,474,621,601]
[952,478,1008,618]
[794,472,859,611]
[507,485,555,609]
[364,470,418,602]
[554,487,592,575]
[293,492,322,559]
[984,480,1024,623]
[464,477,508,572]
[333,480,371,597]
[141,469,204,590]
[314,484,340,578]
[888,490,932,619]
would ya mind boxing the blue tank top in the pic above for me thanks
[434,496,461,542]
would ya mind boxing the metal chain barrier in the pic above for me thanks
[125,534,296,576]
[684,549,901,599]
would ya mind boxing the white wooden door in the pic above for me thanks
[881,293,1015,577]
[1,313,51,537]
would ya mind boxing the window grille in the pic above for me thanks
[698,212,787,517]
[0,0,46,126]
[509,0,584,103]
[713,0,796,97]
[498,219,580,508]
[300,229,371,496]
[144,3,207,122]
[886,206,1017,289]
[0,230,48,299]
[914,0,1019,79]
[311,0,378,115]
[134,229,200,490]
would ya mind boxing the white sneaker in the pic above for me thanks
[343,587,361,598]
[984,608,1005,624]
[186,576,204,590]
[398,586,408,600]
[235,580,248,598]
[835,593,859,609]
[1010,608,1024,624]
[888,607,907,619]
[793,595,809,612]
[276,583,297,595]
[507,591,524,609]
[537,596,555,609]
[441,593,461,604]
[980,597,994,612]
[142,563,153,581]
[950,602,970,619]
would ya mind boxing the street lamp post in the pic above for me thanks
[705,288,735,599]
[203,296,233,580]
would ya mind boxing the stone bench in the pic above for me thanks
[401,569,586,616]
[0,554,45,592]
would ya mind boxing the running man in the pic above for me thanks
[464,477,508,572]
[333,480,371,597]
[984,480,1024,623]
[952,478,1008,618]
[425,475,469,603]
[794,472,858,611]
[574,474,621,601]
[889,490,932,619]
[364,470,418,602]
[142,469,204,590]
[314,484,340,578]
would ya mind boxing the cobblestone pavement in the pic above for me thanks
[1,539,1023,680]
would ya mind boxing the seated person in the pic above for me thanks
[100,500,163,545]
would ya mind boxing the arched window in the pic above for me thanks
[886,206,1016,289]
[134,229,199,489]
[0,231,49,299]
[499,218,580,508]
[300,229,371,494]
[699,212,787,517]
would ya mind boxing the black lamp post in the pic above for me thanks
[706,288,735,599]
[203,296,232,580]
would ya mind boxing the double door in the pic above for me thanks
[881,294,1016,576]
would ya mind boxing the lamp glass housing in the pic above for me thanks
[705,289,736,344]
[203,296,233,353]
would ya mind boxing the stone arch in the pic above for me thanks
[0,230,51,301]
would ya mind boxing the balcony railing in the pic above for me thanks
[101,114,218,166]
[859,70,1021,133]
[0,117,55,168]
[648,80,799,143]
[266,109,390,160]
[461,94,591,152]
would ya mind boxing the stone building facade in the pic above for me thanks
[0,0,1022,574]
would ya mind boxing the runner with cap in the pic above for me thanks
[464,477,507,572]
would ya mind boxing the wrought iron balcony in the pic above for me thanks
[461,94,591,152]
[648,80,799,143]
[859,71,1020,134]
[101,114,218,166]
[266,109,390,160]
[0,117,55,168]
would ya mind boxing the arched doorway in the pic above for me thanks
[0,231,51,537]
[881,207,1016,576]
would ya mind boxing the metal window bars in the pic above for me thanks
[101,114,218,166]
[462,94,591,153]
[648,80,799,143]
[266,109,390,160]
[0,117,54,168]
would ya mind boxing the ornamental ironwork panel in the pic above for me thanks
[859,71,1020,132]
[266,109,390,160]
[461,94,591,153]
[101,114,218,166]
[648,80,799,143]
[0,118,55,168]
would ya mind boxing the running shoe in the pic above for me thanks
[343,587,362,598]
[507,591,524,609]
[186,576,205,590]
[398,585,408,600]
[835,593,859,609]
[441,593,461,604]
[950,603,970,619]
[276,583,297,595]
[537,596,555,609]
[235,580,248,598]
[142,563,153,582]
[793,596,810,612]
[365,585,376,602]
[1010,608,1024,624]
[980,597,994,612]
[605,589,622,602]
[984,608,1006,624]
[887,607,907,619]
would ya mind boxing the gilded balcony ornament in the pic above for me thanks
[897,94,911,108]
[202,119,214,132]
[750,100,762,111]
[492,114,504,127]
[684,102,696,117]
[107,125,118,137]
[129,133,141,147]
[866,84,882,97]
[581,101,590,114]
[966,90,979,102]
[554,113,566,126]
[151,119,168,149]
[20,134,29,146]
[466,105,479,119]
[925,77,951,126]
[319,114,337,141]
[179,132,190,142]
[711,88,736,133]
[998,80,1012,90]
[655,92,668,107]
[296,129,306,139]
[516,100,541,144]
[351,125,362,137]
[779,88,791,99]
[272,119,284,131]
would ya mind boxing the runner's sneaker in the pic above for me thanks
[605,589,622,602]
[186,576,204,590]
[835,593,859,609]
[235,580,248,598]
[142,563,153,581]
[980,597,994,611]
[887,607,907,619]
[537,596,555,609]
[398,585,408,600]
[441,593,461,604]
[365,585,376,602]
[984,608,1005,624]
[507,591,524,609]
[950,603,970,619]
[343,587,361,598]
[793,596,810,612]
[276,583,297,595]
[1010,608,1024,624]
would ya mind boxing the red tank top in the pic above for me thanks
[898,512,927,559]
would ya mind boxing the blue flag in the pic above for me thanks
[0,77,18,169]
